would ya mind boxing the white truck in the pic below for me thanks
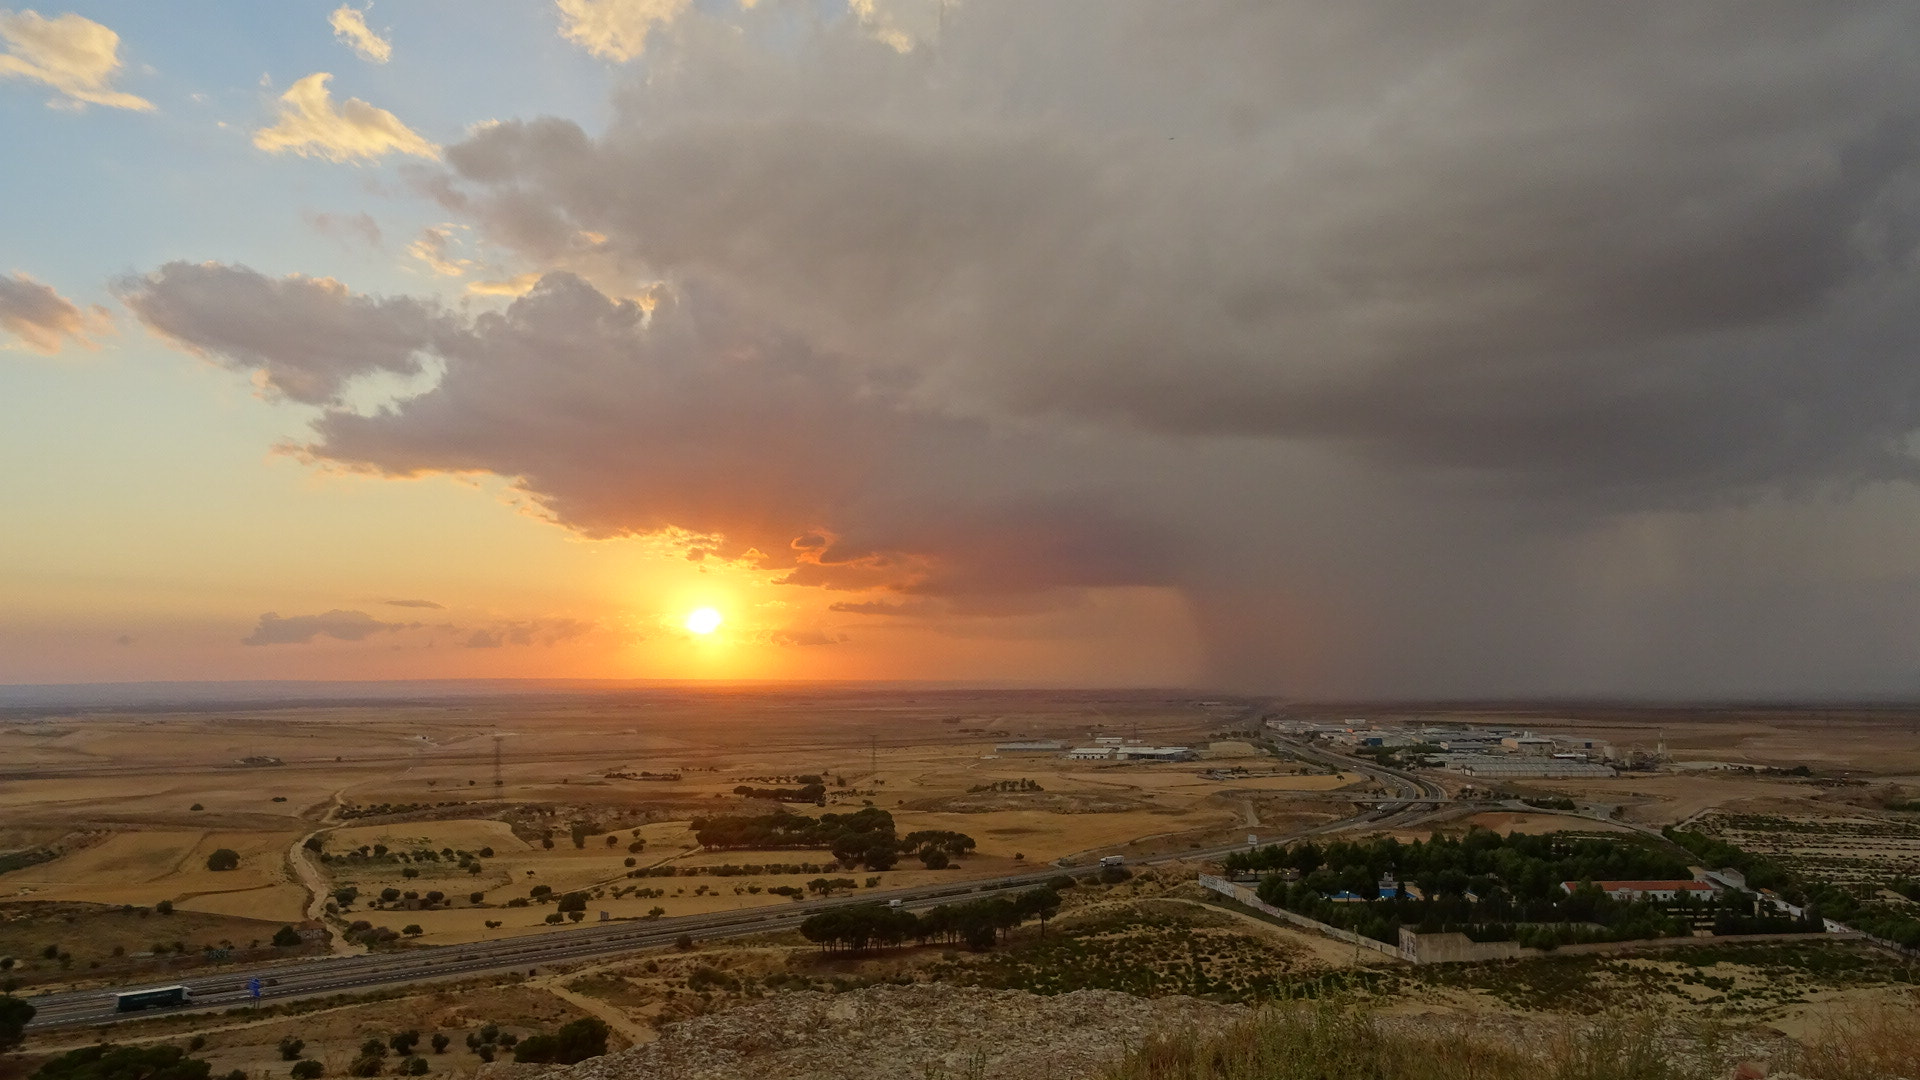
[115,985,191,1012]
[1098,855,1126,868]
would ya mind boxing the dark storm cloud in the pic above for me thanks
[433,0,1920,502]
[126,264,1178,597]
[120,261,444,405]
[135,1,1920,694]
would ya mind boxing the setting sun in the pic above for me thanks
[684,606,724,635]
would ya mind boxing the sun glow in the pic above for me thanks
[684,606,724,635]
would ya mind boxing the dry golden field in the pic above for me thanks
[0,690,1272,950]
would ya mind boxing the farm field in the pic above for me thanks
[0,689,1265,952]
[7,691,1920,1053]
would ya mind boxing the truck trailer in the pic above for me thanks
[115,985,191,1012]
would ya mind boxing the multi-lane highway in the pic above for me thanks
[25,737,1445,1032]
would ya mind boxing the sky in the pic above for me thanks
[3,2,1920,696]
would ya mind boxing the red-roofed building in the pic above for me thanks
[1560,880,1719,901]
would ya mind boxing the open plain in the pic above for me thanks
[6,691,1920,1078]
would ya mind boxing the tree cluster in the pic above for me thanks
[1237,828,1813,946]
[689,809,974,873]
[1667,827,1920,947]
[512,1019,609,1065]
[30,1045,211,1080]
[799,888,1062,952]
[732,783,827,803]
[967,779,1044,793]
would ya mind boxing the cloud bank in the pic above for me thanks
[0,9,152,110]
[243,609,407,645]
[253,73,436,163]
[329,5,391,64]
[1,272,106,354]
[140,2,1920,696]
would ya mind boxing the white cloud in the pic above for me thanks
[467,271,542,297]
[406,226,472,276]
[253,72,437,163]
[554,0,690,61]
[329,5,392,64]
[0,9,152,111]
[0,271,109,354]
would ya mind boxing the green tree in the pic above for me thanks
[429,1034,450,1055]
[205,849,240,872]
[277,1037,305,1061]
[402,925,423,937]
[272,926,302,948]
[289,1063,323,1080]
[0,995,34,1053]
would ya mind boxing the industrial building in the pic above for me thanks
[1065,744,1197,762]
[1501,736,1556,756]
[1450,758,1616,779]
[1113,745,1197,761]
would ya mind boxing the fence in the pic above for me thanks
[1196,874,1404,961]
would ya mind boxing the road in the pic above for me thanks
[25,740,1444,1032]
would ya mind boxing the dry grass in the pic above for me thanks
[1106,1005,1726,1080]
[1790,996,1920,1080]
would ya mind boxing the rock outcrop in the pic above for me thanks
[504,983,1245,1080]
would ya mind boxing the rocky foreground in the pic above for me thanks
[494,984,1247,1080]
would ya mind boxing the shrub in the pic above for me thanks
[205,849,240,872]
[0,996,33,1053]
[512,1019,609,1065]
[278,1037,305,1061]
[402,925,423,937]
[429,1034,450,1055]
[290,1062,324,1080]
[402,1059,428,1076]
[30,1044,212,1080]
[272,925,303,948]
